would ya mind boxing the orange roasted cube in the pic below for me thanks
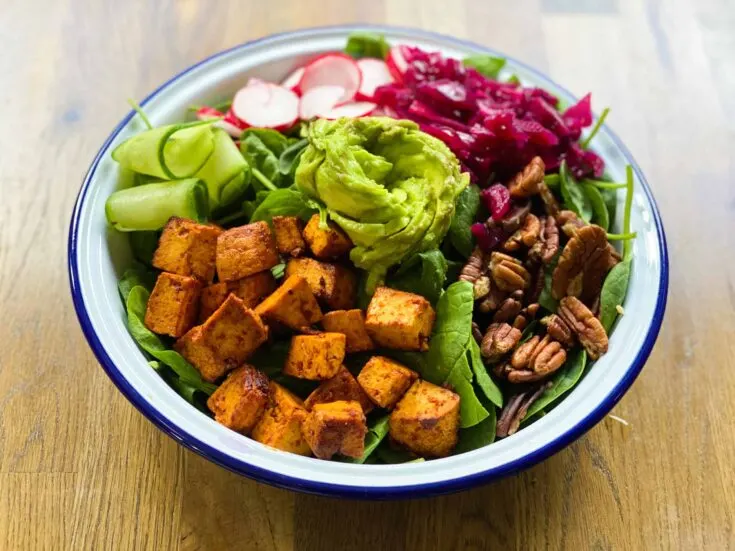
[303,214,353,259]
[272,215,306,257]
[251,382,311,455]
[321,309,374,353]
[254,275,322,330]
[216,221,279,282]
[283,333,346,380]
[284,258,356,311]
[144,272,201,338]
[199,272,277,322]
[357,356,418,410]
[174,294,268,382]
[152,217,221,283]
[389,380,460,458]
[304,367,374,413]
[206,365,270,434]
[302,401,367,459]
[365,287,436,351]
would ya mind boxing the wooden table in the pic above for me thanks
[2,0,733,548]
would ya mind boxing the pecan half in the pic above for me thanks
[541,314,576,347]
[480,323,522,362]
[496,382,552,438]
[539,181,560,217]
[512,303,539,331]
[557,210,621,270]
[507,335,567,383]
[529,215,559,265]
[551,224,611,304]
[558,296,608,360]
[526,262,545,304]
[493,290,524,323]
[508,156,545,199]
[459,247,485,283]
[504,213,541,252]
[490,252,531,292]
[477,278,507,313]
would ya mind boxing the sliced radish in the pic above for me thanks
[299,53,361,104]
[281,67,305,94]
[299,85,347,120]
[195,106,245,137]
[386,45,409,82]
[356,58,395,100]
[320,102,377,120]
[232,79,299,130]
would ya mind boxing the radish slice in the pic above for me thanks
[299,53,361,104]
[281,67,305,93]
[386,46,409,82]
[356,58,395,100]
[320,102,377,120]
[195,106,245,137]
[299,85,347,120]
[232,79,299,130]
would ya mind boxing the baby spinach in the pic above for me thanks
[129,231,160,266]
[118,264,155,301]
[455,403,496,454]
[468,338,503,408]
[523,348,587,420]
[448,184,481,258]
[344,32,390,59]
[249,188,318,224]
[599,257,632,332]
[375,443,419,464]
[342,414,390,464]
[538,252,560,312]
[240,129,290,190]
[560,160,593,222]
[582,182,610,231]
[463,55,506,79]
[149,360,206,411]
[278,138,308,181]
[388,250,448,305]
[623,165,634,260]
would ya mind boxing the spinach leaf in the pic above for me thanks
[248,340,317,396]
[523,348,587,420]
[506,74,521,85]
[375,443,419,464]
[623,165,634,260]
[468,338,503,408]
[520,320,538,343]
[445,259,464,285]
[601,187,618,226]
[344,32,390,59]
[388,250,448,305]
[448,184,481,258]
[455,403,496,453]
[249,188,318,224]
[118,264,156,301]
[278,138,308,181]
[342,414,390,464]
[582,182,610,231]
[538,252,561,312]
[271,263,286,280]
[243,128,288,157]
[599,257,632,332]
[463,55,506,79]
[560,161,593,222]
[240,130,288,190]
[450,357,490,428]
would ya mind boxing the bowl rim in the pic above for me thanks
[68,24,668,499]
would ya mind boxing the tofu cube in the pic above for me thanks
[284,258,356,311]
[304,367,374,413]
[389,380,460,458]
[365,287,436,351]
[357,356,418,410]
[303,214,353,259]
[251,382,311,455]
[144,272,201,337]
[175,294,268,382]
[302,401,367,459]
[216,221,279,282]
[283,333,346,380]
[254,275,323,330]
[206,365,270,434]
[272,216,306,257]
[199,272,277,322]
[321,309,374,353]
[152,217,221,283]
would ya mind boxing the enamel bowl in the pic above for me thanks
[68,25,668,499]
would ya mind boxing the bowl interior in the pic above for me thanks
[70,25,667,497]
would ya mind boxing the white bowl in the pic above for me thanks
[68,25,668,498]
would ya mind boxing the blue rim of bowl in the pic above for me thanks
[68,24,668,499]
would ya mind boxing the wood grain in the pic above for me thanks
[1,0,733,549]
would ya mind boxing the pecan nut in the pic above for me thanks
[480,323,522,362]
[512,303,539,331]
[500,202,531,233]
[459,247,486,283]
[478,278,507,313]
[507,334,567,383]
[557,210,621,270]
[508,156,545,198]
[496,382,552,438]
[539,181,560,217]
[551,224,611,304]
[529,215,559,264]
[490,252,531,292]
[558,296,609,360]
[504,213,541,252]
[541,314,576,347]
[493,290,524,324]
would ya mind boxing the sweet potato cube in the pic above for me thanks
[389,380,460,458]
[144,272,201,337]
[284,258,356,311]
[152,217,221,283]
[207,365,269,434]
[302,401,367,459]
[272,216,306,257]
[357,356,418,410]
[254,275,322,330]
[175,294,268,382]
[199,272,277,322]
[216,221,279,282]
[303,214,353,259]
[365,287,436,351]
[251,382,311,455]
[283,333,346,380]
[305,367,374,413]
[321,309,374,353]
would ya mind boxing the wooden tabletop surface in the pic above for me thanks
[3,0,734,549]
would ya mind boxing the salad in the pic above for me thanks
[105,32,634,463]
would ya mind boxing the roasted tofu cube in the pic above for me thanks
[389,380,460,458]
[152,217,221,283]
[216,221,279,282]
[303,214,353,259]
[206,365,269,434]
[144,272,201,337]
[357,356,418,410]
[365,287,436,351]
[251,382,311,455]
[199,272,277,322]
[283,333,346,380]
[321,309,374,353]
[175,295,268,382]
[254,275,322,330]
[302,401,367,459]
[272,216,306,257]
[284,258,356,311]
[304,367,374,413]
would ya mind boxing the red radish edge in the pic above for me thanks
[195,107,245,137]
[356,58,395,100]
[320,101,377,120]
[281,67,305,94]
[298,53,361,104]
[299,85,347,120]
[232,79,299,130]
